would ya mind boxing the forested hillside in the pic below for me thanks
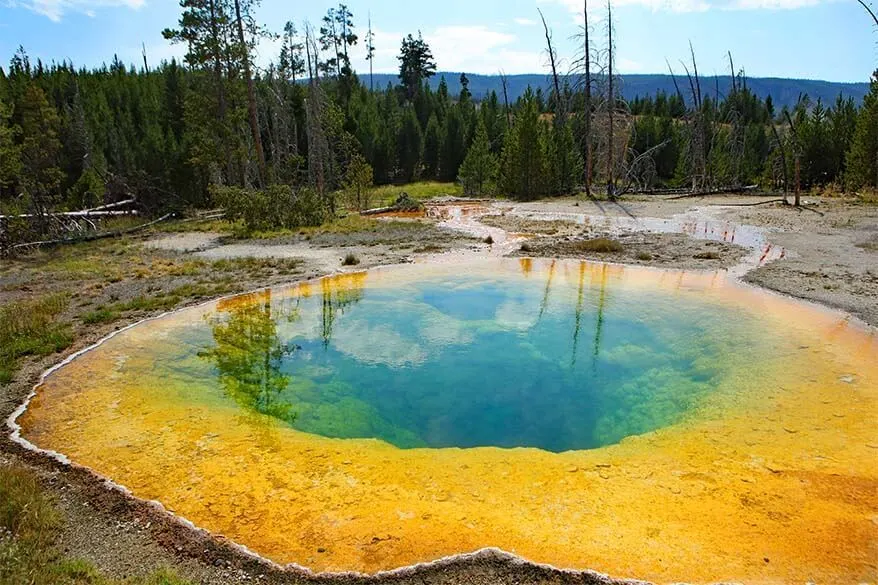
[367,73,872,110]
[1,0,876,246]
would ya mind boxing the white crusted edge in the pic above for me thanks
[5,251,868,585]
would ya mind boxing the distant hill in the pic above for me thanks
[363,72,870,110]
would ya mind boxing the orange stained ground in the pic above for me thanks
[17,260,878,584]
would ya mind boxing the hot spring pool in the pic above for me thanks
[14,258,878,583]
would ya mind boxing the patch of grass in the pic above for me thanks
[367,182,462,208]
[693,251,721,260]
[572,238,624,253]
[155,218,233,234]
[81,307,119,325]
[112,295,179,313]
[0,465,60,548]
[855,238,878,252]
[413,244,444,253]
[520,242,535,253]
[636,251,653,261]
[210,257,301,275]
[309,215,384,235]
[855,188,878,205]
[0,464,193,585]
[0,294,72,385]
[342,253,360,266]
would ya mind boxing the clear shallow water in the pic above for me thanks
[106,260,763,452]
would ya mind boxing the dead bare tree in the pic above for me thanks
[538,8,566,126]
[233,0,267,187]
[857,0,878,26]
[606,0,616,199]
[784,110,802,207]
[583,0,592,199]
[569,0,599,199]
[499,70,512,128]
[769,121,790,204]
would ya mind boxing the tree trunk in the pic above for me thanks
[606,0,615,200]
[584,0,592,199]
[234,0,266,187]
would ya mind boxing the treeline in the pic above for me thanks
[0,0,876,233]
[627,84,871,191]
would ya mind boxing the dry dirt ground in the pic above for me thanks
[1,194,876,585]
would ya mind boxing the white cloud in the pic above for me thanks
[8,0,145,22]
[425,25,543,74]
[542,0,827,16]
[344,24,544,76]
[726,0,820,8]
[514,17,538,25]
[618,56,645,72]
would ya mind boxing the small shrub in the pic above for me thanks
[636,252,653,261]
[693,251,721,260]
[392,192,424,212]
[520,242,534,253]
[213,184,328,233]
[572,238,624,253]
[484,235,494,245]
[342,253,360,266]
[82,307,118,325]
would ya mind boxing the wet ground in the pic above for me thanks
[2,193,877,585]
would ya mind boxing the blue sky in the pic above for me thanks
[0,0,875,82]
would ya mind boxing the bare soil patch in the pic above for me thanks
[515,231,747,271]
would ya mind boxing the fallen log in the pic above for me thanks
[84,198,137,213]
[0,209,139,219]
[664,185,759,200]
[5,213,173,255]
[360,205,397,216]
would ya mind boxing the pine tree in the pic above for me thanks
[548,119,583,195]
[500,89,546,200]
[397,107,423,183]
[163,0,246,185]
[422,114,441,179]
[459,117,498,196]
[18,83,64,217]
[398,32,436,100]
[438,106,464,182]
[0,95,21,198]
[343,152,373,210]
[846,71,878,189]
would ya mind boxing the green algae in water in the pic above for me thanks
[122,261,769,452]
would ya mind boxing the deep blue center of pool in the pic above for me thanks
[182,264,756,452]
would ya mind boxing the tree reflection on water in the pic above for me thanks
[200,290,298,423]
[200,273,368,424]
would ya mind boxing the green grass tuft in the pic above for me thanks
[81,308,119,325]
[0,464,194,585]
[0,294,72,385]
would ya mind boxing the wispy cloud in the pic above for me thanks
[514,17,538,25]
[7,0,145,22]
[342,24,543,76]
[426,25,543,74]
[543,0,828,15]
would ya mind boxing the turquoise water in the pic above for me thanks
[139,261,768,453]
